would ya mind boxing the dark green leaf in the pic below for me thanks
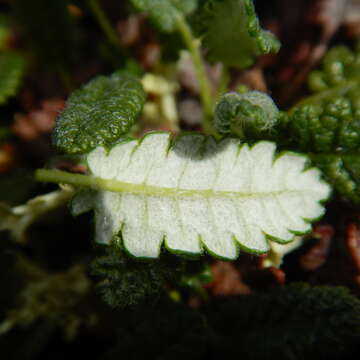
[267,45,360,203]
[91,243,183,308]
[193,0,280,68]
[53,72,146,154]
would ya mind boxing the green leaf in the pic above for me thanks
[11,0,77,70]
[72,132,329,259]
[208,284,360,359]
[53,72,146,155]
[193,0,280,68]
[307,45,359,93]
[311,153,360,203]
[131,0,198,32]
[282,44,360,203]
[287,97,360,153]
[92,244,183,308]
[0,52,26,105]
[214,91,280,138]
[285,97,360,202]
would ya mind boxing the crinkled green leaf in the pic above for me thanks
[285,98,360,202]
[281,45,360,203]
[0,52,26,105]
[307,45,360,93]
[214,91,280,138]
[92,244,183,308]
[193,0,280,68]
[310,153,360,203]
[287,97,360,153]
[53,73,146,155]
[131,0,199,32]
[76,132,329,259]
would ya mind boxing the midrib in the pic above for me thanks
[35,169,314,199]
[89,176,311,199]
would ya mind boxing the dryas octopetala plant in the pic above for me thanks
[36,0,334,260]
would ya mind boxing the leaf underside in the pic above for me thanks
[76,133,330,259]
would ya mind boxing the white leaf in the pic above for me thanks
[85,132,330,259]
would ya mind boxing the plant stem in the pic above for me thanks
[88,0,119,48]
[218,64,230,96]
[175,15,216,135]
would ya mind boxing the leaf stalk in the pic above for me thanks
[175,15,217,135]
[88,0,120,48]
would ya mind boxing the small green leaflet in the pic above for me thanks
[131,0,198,32]
[73,132,330,259]
[53,73,146,155]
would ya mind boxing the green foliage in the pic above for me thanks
[281,45,360,202]
[0,52,26,105]
[6,0,360,358]
[207,283,360,360]
[307,46,359,93]
[130,0,199,32]
[179,262,213,296]
[91,243,183,308]
[11,0,77,70]
[214,90,280,139]
[98,283,360,359]
[193,0,280,68]
[53,72,146,155]
[102,301,209,360]
[0,15,11,51]
[91,241,216,307]
[285,98,360,202]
